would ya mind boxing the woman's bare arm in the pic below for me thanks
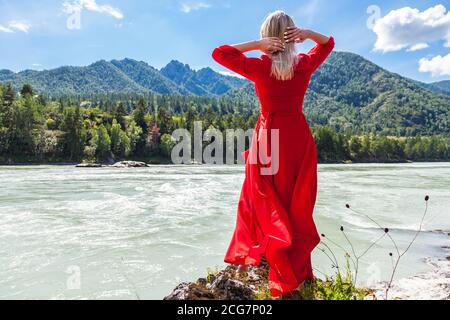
[304,30,330,45]
[231,37,285,55]
[284,27,330,45]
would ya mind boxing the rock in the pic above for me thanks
[163,282,191,300]
[210,275,254,300]
[111,161,148,168]
[432,229,450,236]
[165,261,270,300]
[197,278,208,286]
[75,163,103,168]
[164,282,216,300]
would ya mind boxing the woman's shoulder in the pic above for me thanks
[296,53,313,70]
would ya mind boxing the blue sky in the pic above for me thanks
[0,0,449,83]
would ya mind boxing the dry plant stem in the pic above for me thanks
[348,207,401,257]
[319,242,341,274]
[352,233,387,284]
[318,246,340,272]
[341,230,359,282]
[322,236,357,271]
[385,200,429,300]
[358,233,387,259]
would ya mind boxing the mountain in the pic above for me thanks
[160,60,209,95]
[110,58,188,95]
[434,80,450,92]
[418,80,450,96]
[160,60,248,95]
[1,54,449,136]
[0,69,15,81]
[225,51,450,136]
[0,61,147,96]
[0,59,248,97]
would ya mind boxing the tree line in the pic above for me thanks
[0,83,448,164]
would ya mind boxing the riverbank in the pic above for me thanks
[165,252,450,300]
[0,156,172,166]
[164,261,370,300]
[164,226,450,300]
[1,159,449,166]
[372,254,450,300]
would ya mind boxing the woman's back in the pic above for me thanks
[212,36,334,114]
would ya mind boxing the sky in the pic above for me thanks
[0,0,449,83]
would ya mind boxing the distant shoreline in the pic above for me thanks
[0,160,449,166]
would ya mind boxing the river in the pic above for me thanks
[0,163,448,299]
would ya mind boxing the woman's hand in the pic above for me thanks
[285,27,330,46]
[258,37,285,54]
[284,27,310,44]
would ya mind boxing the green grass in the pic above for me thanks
[302,274,369,300]
[206,266,220,283]
[255,262,369,300]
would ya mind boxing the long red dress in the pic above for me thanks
[212,36,335,297]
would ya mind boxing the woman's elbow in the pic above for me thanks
[211,47,222,63]
[327,36,335,50]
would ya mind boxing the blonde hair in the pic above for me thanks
[260,10,299,81]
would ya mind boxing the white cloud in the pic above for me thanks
[31,63,44,70]
[218,70,245,79]
[0,25,13,33]
[0,21,31,33]
[180,2,211,13]
[63,0,123,19]
[419,53,450,76]
[373,5,450,53]
[8,21,31,33]
[407,43,429,52]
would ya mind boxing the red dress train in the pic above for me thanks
[212,36,335,297]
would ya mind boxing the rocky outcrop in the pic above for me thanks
[111,161,149,168]
[75,163,103,168]
[165,257,450,300]
[75,161,150,168]
[164,263,269,300]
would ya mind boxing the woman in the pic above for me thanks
[212,10,334,297]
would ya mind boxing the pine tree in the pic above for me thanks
[113,102,127,129]
[20,84,34,97]
[133,98,148,134]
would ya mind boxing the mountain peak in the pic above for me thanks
[89,60,111,67]
[160,60,195,86]
[162,60,192,73]
[0,69,14,74]
[197,67,215,74]
[113,58,147,65]
[0,69,16,81]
